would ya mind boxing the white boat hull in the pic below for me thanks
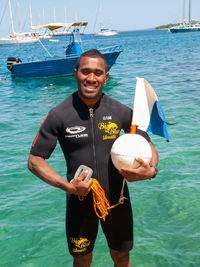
[0,36,39,45]
[95,30,118,37]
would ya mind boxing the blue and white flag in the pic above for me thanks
[132,77,169,142]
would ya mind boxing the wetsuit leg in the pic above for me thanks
[66,192,99,257]
[100,199,133,252]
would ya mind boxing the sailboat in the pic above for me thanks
[0,0,39,45]
[169,0,200,33]
[94,1,118,37]
[95,28,118,37]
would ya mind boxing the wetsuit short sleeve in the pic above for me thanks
[30,109,61,159]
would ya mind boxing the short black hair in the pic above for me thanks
[76,49,107,71]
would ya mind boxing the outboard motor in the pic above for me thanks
[7,57,22,71]
[65,29,83,58]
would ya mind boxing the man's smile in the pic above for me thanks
[84,82,98,91]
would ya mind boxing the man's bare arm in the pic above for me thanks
[28,154,93,195]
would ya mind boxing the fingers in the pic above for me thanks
[79,170,89,181]
[79,171,93,187]
[135,157,147,166]
[119,159,151,182]
[73,171,93,196]
[86,178,93,187]
[135,157,143,164]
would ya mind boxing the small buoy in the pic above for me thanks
[49,39,60,42]
[0,78,2,82]
[111,134,152,170]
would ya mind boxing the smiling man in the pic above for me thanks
[74,53,109,103]
[28,49,158,267]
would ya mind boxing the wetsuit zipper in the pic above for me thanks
[89,108,98,178]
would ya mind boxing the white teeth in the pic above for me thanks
[86,86,96,89]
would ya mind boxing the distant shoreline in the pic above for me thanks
[155,23,180,30]
[155,20,200,30]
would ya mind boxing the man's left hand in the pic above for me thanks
[119,158,156,182]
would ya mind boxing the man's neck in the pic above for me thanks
[78,93,101,109]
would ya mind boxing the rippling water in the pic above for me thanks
[0,30,200,267]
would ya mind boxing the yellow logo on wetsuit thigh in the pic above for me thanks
[98,122,120,140]
[70,237,91,253]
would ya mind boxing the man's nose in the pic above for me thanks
[87,72,96,81]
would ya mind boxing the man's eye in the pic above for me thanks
[95,71,103,76]
[81,69,90,75]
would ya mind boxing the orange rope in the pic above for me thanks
[79,178,126,221]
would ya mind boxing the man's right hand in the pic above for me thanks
[69,171,93,196]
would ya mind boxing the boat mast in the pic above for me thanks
[188,0,191,26]
[30,5,33,32]
[17,0,21,33]
[182,0,185,25]
[53,8,56,22]
[8,0,15,35]
[99,0,103,29]
[42,8,45,25]
[93,0,100,33]
[64,7,67,22]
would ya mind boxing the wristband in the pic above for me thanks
[149,164,158,178]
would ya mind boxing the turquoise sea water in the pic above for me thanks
[0,30,200,267]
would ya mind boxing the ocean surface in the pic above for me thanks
[0,30,200,267]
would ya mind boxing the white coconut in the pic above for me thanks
[111,134,152,170]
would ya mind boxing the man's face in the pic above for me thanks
[74,56,109,104]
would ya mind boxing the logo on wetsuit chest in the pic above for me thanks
[65,126,88,138]
[98,121,120,140]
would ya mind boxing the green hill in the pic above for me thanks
[155,23,180,30]
[156,20,200,30]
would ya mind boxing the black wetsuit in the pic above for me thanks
[30,92,150,256]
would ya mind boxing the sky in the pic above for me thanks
[1,0,200,37]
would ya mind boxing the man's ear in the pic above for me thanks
[104,72,109,84]
[74,69,78,81]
